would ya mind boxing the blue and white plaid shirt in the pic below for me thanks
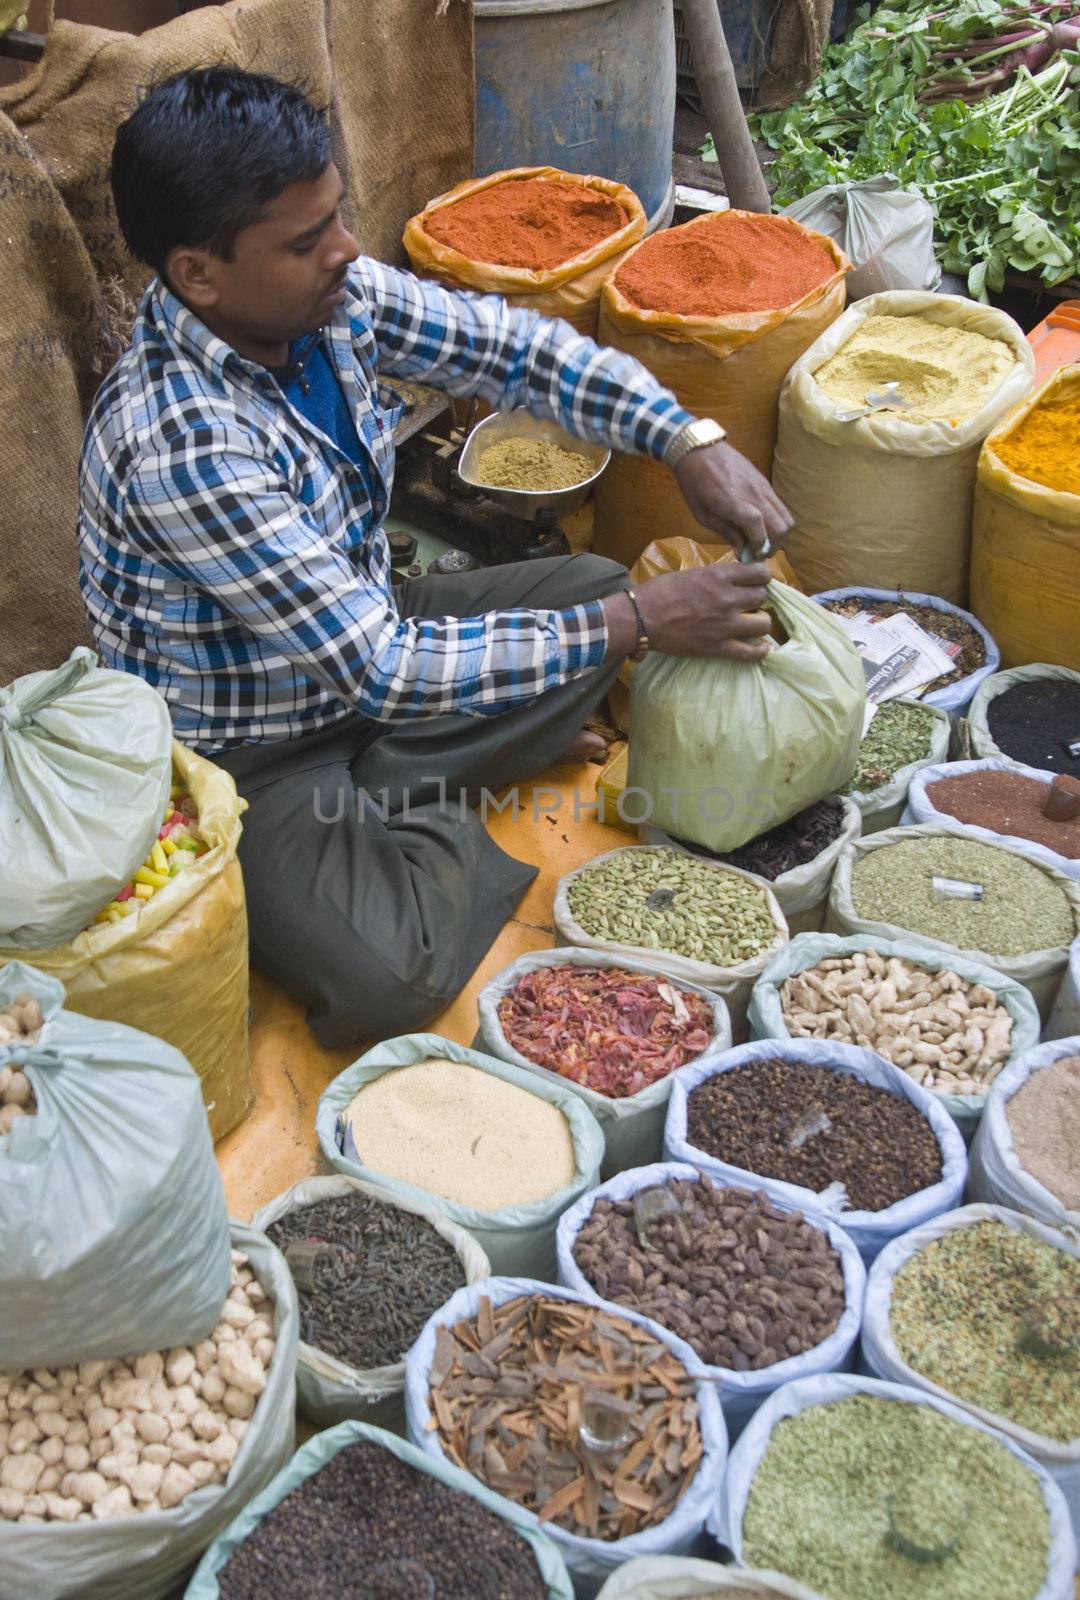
[78,259,693,753]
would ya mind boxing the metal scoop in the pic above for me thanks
[835,380,914,422]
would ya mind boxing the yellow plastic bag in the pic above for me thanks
[591,212,849,568]
[0,742,252,1139]
[628,581,865,853]
[608,537,804,733]
[775,292,1035,606]
[970,365,1080,669]
[403,166,646,337]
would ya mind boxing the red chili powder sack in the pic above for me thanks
[615,212,837,317]
[423,178,628,271]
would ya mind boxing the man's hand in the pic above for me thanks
[673,439,793,559]
[603,561,774,663]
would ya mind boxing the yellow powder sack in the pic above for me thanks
[993,394,1080,496]
[815,314,1017,423]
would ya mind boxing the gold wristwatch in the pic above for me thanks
[664,416,727,470]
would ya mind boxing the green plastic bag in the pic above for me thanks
[0,648,172,947]
[185,1420,575,1599]
[628,583,865,853]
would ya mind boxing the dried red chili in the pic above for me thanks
[497,966,715,1098]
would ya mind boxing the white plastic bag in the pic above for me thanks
[0,1222,298,1600]
[1047,936,1080,1039]
[747,931,1042,1141]
[712,1371,1078,1597]
[812,586,1000,715]
[640,795,862,936]
[0,960,230,1369]
[251,1174,491,1432]
[316,1033,604,1281]
[904,758,1080,884]
[968,663,1080,769]
[596,1555,827,1599]
[0,647,173,948]
[187,1419,574,1599]
[663,1036,968,1263]
[553,846,789,1040]
[404,1275,728,1599]
[774,292,1035,605]
[782,178,941,300]
[843,698,952,835]
[476,949,732,1177]
[827,821,1080,1015]
[628,583,866,854]
[969,1039,1080,1235]
[861,1203,1080,1528]
[556,1159,866,1436]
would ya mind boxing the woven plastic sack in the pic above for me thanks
[1046,936,1080,1040]
[861,1203,1080,1527]
[628,582,865,855]
[712,1371,1078,1596]
[775,292,1035,605]
[403,166,646,338]
[556,1159,866,1435]
[0,1222,298,1600]
[608,536,804,734]
[592,213,849,568]
[905,758,1080,884]
[476,949,732,1177]
[827,821,1080,1016]
[187,1419,574,1599]
[0,960,229,1370]
[782,177,941,299]
[251,1174,491,1431]
[405,1275,728,1599]
[969,1039,1080,1234]
[0,647,172,948]
[747,932,1042,1140]
[843,698,951,835]
[553,846,789,1041]
[0,740,252,1140]
[596,1556,827,1600]
[316,1033,603,1281]
[971,365,1080,670]
[641,795,862,937]
[968,663,1080,768]
[663,1036,968,1263]
[811,585,1000,715]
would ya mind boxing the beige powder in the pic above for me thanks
[1005,1054,1080,1211]
[815,313,1016,423]
[346,1057,577,1210]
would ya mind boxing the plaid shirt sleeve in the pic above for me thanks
[353,257,695,461]
[124,424,609,723]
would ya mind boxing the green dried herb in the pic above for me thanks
[842,702,940,795]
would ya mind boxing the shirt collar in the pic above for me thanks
[144,278,350,389]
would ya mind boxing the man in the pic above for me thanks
[80,68,793,1047]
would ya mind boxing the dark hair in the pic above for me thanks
[111,67,331,274]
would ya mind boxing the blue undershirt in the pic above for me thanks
[278,336,364,465]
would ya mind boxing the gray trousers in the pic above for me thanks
[215,553,630,1047]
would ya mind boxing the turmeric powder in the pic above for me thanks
[994,393,1080,496]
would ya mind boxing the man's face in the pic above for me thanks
[171,163,361,354]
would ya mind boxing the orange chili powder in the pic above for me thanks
[615,212,837,317]
[994,394,1080,496]
[423,178,627,271]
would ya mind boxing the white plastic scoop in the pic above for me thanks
[835,380,914,421]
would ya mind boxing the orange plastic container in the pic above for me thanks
[1027,301,1080,386]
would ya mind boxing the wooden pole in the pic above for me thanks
[679,0,772,213]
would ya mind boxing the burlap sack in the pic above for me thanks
[0,111,102,684]
[591,213,848,569]
[0,0,474,306]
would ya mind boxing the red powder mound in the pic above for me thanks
[423,177,627,271]
[615,212,837,316]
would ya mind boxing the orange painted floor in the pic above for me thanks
[215,755,632,1219]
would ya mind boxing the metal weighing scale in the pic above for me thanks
[389,386,610,571]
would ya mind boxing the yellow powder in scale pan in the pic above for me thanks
[815,314,1017,423]
[345,1057,577,1210]
[475,437,595,492]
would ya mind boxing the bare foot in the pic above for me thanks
[556,729,608,765]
